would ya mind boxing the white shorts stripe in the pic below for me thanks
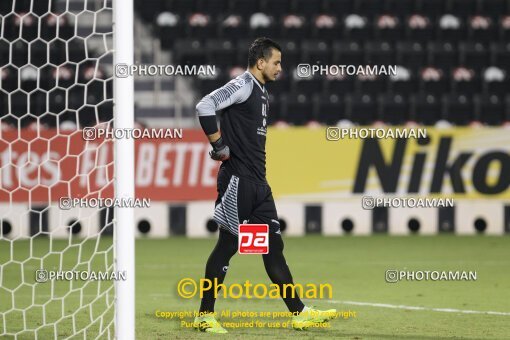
[213,175,240,236]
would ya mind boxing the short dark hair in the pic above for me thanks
[247,37,281,67]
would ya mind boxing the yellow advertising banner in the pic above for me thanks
[266,127,510,200]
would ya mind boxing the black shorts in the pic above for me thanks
[213,165,281,236]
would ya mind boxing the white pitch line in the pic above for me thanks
[312,299,510,316]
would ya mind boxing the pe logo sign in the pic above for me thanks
[238,224,269,254]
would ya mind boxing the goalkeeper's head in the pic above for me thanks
[248,37,282,83]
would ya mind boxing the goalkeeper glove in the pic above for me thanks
[209,136,230,161]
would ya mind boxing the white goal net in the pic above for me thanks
[0,0,132,338]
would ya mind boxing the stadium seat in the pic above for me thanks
[413,93,441,125]
[248,13,279,38]
[0,0,13,15]
[29,40,48,68]
[374,14,404,42]
[483,67,510,96]
[302,40,331,65]
[97,100,113,124]
[276,40,301,68]
[20,67,38,93]
[13,0,31,13]
[292,0,325,15]
[137,0,164,22]
[1,66,18,94]
[230,0,261,16]
[451,67,481,95]
[281,14,310,39]
[57,15,75,41]
[49,40,67,66]
[332,41,363,66]
[218,15,249,41]
[206,40,237,68]
[357,0,386,18]
[11,40,29,68]
[87,81,106,106]
[164,0,198,15]
[188,13,215,40]
[417,0,447,19]
[447,0,478,18]
[282,93,314,125]
[365,41,394,66]
[499,16,510,42]
[312,14,339,41]
[68,38,88,64]
[1,14,17,42]
[324,0,354,14]
[405,14,435,43]
[343,14,372,41]
[157,13,185,49]
[18,13,39,42]
[347,94,378,125]
[419,67,450,95]
[380,93,410,125]
[477,94,505,125]
[443,94,474,125]
[491,42,510,70]
[262,0,291,17]
[68,85,85,111]
[314,93,347,125]
[468,15,496,42]
[199,0,229,16]
[174,39,208,66]
[386,0,416,16]
[48,88,66,115]
[389,67,418,96]
[397,42,426,72]
[479,0,509,17]
[428,42,458,70]
[40,13,59,41]
[459,42,489,71]
[37,65,54,92]
[437,14,465,42]
[29,91,47,117]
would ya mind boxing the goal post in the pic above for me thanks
[113,0,135,339]
[0,0,135,338]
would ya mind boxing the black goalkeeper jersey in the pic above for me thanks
[196,71,270,183]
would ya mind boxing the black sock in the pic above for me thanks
[262,232,305,314]
[198,228,305,314]
[199,229,238,314]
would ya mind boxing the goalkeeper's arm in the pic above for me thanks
[196,76,252,161]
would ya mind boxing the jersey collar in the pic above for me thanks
[247,71,265,93]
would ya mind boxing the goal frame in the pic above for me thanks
[113,0,135,339]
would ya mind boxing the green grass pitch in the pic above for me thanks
[1,235,509,339]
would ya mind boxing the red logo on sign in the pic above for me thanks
[238,224,269,254]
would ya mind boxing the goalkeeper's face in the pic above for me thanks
[261,49,282,82]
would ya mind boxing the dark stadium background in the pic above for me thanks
[1,0,509,128]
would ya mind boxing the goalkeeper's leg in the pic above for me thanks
[262,226,337,330]
[262,229,305,313]
[198,228,238,314]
